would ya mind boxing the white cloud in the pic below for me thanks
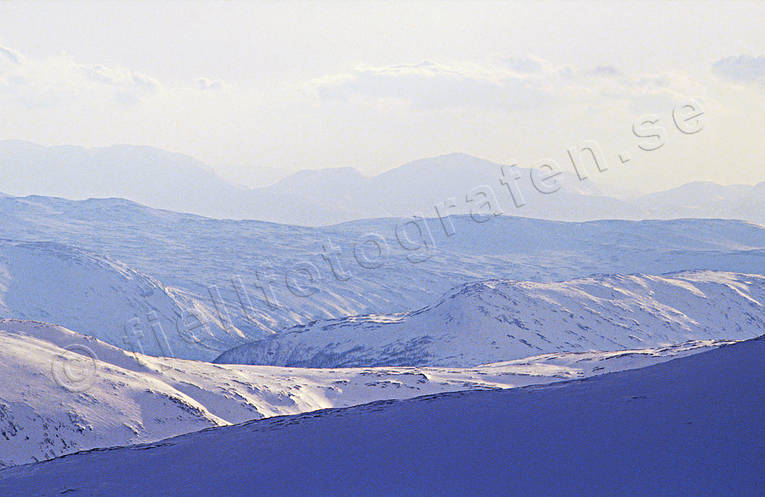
[0,49,162,109]
[310,60,552,111]
[309,59,702,114]
[81,64,160,91]
[0,44,227,111]
[587,65,622,77]
[497,56,546,74]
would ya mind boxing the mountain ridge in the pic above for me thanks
[215,270,765,367]
[3,193,765,360]
[3,141,764,225]
[3,334,762,496]
[0,318,720,468]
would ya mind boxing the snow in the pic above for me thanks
[3,193,765,360]
[2,335,762,496]
[0,318,725,468]
[1,150,763,495]
[215,270,765,367]
[0,190,763,493]
[0,239,236,360]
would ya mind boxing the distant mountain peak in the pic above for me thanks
[1,140,764,225]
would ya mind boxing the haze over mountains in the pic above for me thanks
[4,1,765,493]
[2,140,764,225]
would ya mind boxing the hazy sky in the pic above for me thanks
[1,0,764,192]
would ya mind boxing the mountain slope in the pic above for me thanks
[0,144,632,225]
[0,239,235,360]
[216,270,765,367]
[3,193,765,360]
[0,319,719,468]
[635,181,752,217]
[3,335,762,496]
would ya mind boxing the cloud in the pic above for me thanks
[80,63,161,98]
[310,60,554,111]
[0,45,168,109]
[309,59,700,114]
[712,55,765,82]
[81,64,159,90]
[0,44,227,112]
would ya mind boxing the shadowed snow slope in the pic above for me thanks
[216,270,765,367]
[2,336,762,496]
[0,319,723,468]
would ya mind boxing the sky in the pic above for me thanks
[1,0,764,193]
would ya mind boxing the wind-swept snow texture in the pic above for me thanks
[0,319,722,468]
[216,270,765,367]
[2,336,762,497]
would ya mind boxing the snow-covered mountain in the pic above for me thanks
[3,335,761,497]
[216,270,765,367]
[0,319,720,468]
[3,193,765,359]
[0,240,236,360]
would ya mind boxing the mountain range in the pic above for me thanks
[2,140,764,225]
[0,318,719,468]
[215,270,765,367]
[3,193,765,359]
[0,144,764,493]
[3,334,761,496]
